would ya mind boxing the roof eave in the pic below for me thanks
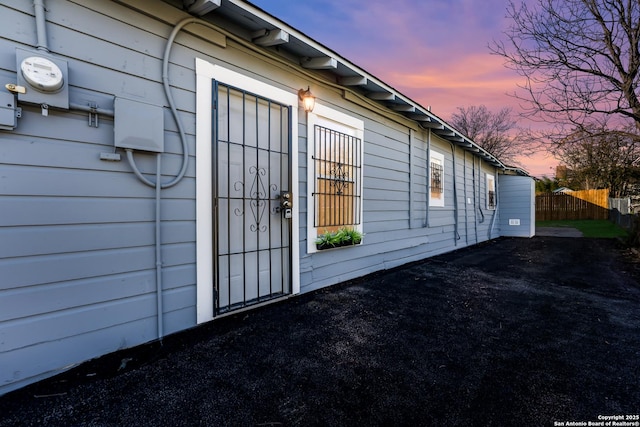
[194,0,517,171]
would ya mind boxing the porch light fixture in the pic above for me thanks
[298,86,316,113]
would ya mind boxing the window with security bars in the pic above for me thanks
[429,151,445,207]
[313,125,362,231]
[487,174,496,209]
[431,161,443,196]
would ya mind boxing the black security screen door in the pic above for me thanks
[213,82,292,314]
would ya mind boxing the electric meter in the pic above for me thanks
[20,56,64,92]
[15,48,69,109]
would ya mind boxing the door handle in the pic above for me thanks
[280,191,292,218]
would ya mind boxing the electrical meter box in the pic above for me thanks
[114,97,165,153]
[0,92,18,130]
[16,48,69,109]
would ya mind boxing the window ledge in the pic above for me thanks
[315,241,363,251]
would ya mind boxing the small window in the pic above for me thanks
[486,173,496,210]
[313,125,362,231]
[306,105,364,253]
[430,151,445,207]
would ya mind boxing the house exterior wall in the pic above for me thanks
[498,175,536,237]
[0,0,204,394]
[0,0,533,395]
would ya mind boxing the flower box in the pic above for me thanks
[315,228,363,251]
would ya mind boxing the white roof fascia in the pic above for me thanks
[227,0,511,171]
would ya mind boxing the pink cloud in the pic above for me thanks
[515,152,559,178]
[251,0,558,176]
[381,54,524,116]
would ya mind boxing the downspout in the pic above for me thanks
[473,156,479,243]
[449,142,461,245]
[424,128,431,228]
[409,128,413,229]
[463,151,469,246]
[477,157,485,224]
[489,170,499,240]
[33,0,49,52]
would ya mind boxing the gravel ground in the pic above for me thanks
[2,236,639,426]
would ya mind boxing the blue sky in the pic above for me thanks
[249,0,554,176]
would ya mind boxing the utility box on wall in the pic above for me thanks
[0,92,18,130]
[114,97,165,153]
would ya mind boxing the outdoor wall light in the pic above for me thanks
[298,86,316,113]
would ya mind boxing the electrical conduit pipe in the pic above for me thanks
[31,3,195,340]
[33,0,49,52]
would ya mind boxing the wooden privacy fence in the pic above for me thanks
[536,189,610,221]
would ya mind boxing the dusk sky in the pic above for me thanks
[250,0,556,177]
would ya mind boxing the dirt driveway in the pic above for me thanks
[2,236,640,426]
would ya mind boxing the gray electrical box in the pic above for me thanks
[0,92,18,130]
[114,97,164,153]
[16,48,69,109]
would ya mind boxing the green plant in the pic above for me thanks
[341,227,363,244]
[329,229,346,246]
[315,227,363,250]
[315,231,335,249]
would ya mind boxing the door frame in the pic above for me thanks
[195,58,300,323]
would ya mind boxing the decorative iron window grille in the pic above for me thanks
[431,161,443,194]
[487,174,496,210]
[488,190,496,209]
[312,125,362,229]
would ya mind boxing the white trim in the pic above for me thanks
[429,150,445,208]
[306,104,364,254]
[195,58,300,324]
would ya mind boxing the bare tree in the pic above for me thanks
[449,105,529,164]
[491,0,640,141]
[555,126,640,197]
